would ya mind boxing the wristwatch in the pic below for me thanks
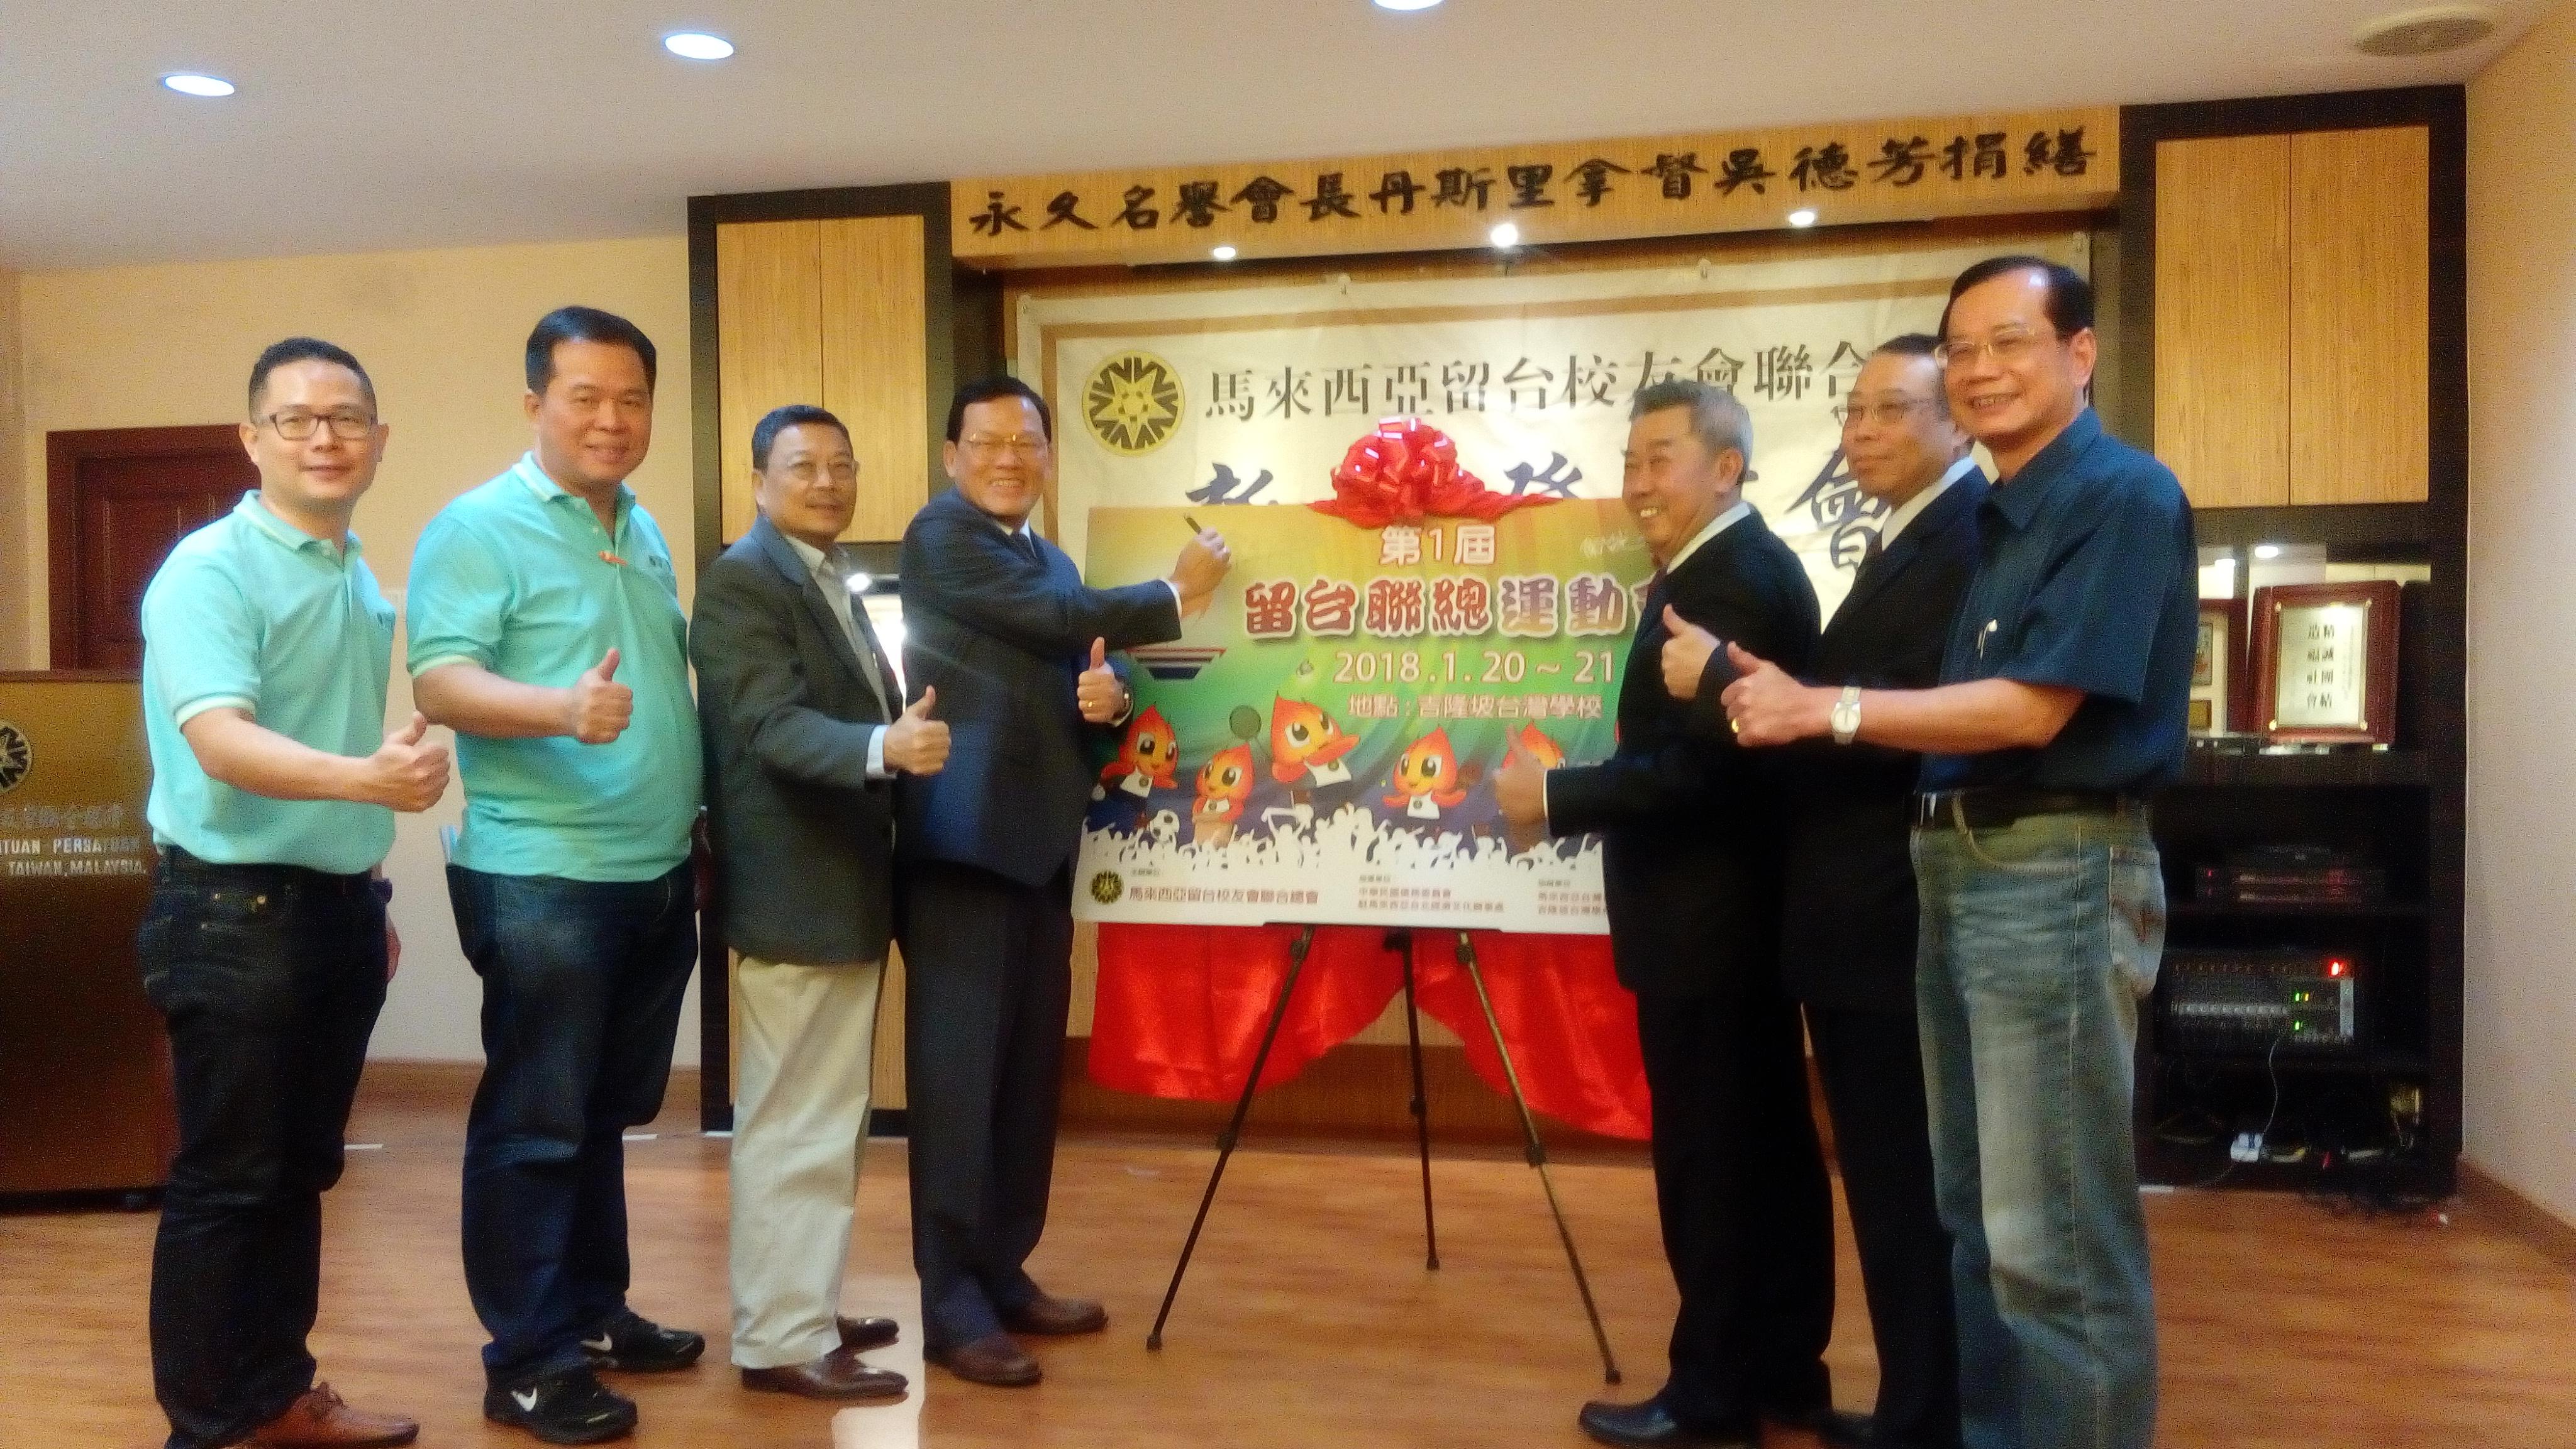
[1829,686,1862,746]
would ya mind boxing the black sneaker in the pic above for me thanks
[483,1365,636,1445]
[579,1307,706,1373]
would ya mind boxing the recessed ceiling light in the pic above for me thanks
[2354,4,2496,56]
[663,31,736,60]
[1211,245,1238,261]
[1489,222,1521,249]
[1787,209,1818,228]
[2254,543,2284,560]
[1375,0,1443,10]
[162,73,236,97]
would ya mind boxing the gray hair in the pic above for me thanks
[1629,378,1753,465]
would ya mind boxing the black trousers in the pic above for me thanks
[138,850,387,1449]
[1634,978,1836,1432]
[1807,1002,1962,1449]
[899,859,1075,1350]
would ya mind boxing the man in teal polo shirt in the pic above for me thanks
[408,306,703,1446]
[139,336,448,1449]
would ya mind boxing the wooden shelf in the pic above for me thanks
[2173,748,2428,788]
[2191,502,2429,558]
[2170,899,2428,921]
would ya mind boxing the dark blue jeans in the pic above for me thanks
[139,848,388,1449]
[449,862,697,1384]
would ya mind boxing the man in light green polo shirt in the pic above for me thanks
[138,336,447,1449]
[407,305,703,1446]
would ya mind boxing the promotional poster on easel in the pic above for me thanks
[1072,419,1640,934]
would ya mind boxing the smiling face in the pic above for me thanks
[943,394,1052,527]
[240,358,387,534]
[753,421,858,550]
[1841,351,1969,506]
[1940,266,2096,475]
[525,338,654,496]
[1621,404,1740,566]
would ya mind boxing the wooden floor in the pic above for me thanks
[4,1065,2572,1448]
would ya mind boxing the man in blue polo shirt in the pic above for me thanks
[408,306,703,1445]
[1723,257,2192,1449]
[139,336,448,1449]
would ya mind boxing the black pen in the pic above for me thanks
[1184,514,1206,535]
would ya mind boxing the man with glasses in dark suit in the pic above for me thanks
[895,375,1231,1387]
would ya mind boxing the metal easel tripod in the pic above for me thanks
[1143,923,1622,1385]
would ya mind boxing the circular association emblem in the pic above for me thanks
[1088,870,1124,906]
[1080,351,1184,455]
[0,721,29,794]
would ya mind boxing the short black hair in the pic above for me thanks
[1875,331,1942,358]
[248,336,375,415]
[1938,257,2094,342]
[525,306,657,396]
[752,404,850,470]
[945,375,1052,443]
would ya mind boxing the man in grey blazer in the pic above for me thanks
[691,405,950,1401]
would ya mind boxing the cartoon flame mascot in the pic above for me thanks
[1269,696,1360,787]
[1191,744,1255,847]
[1383,728,1469,821]
[1098,706,1179,799]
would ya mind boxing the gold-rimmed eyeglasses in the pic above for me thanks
[1832,397,1948,428]
[1933,328,2060,369]
[958,433,1048,458]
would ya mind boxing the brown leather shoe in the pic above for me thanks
[928,1331,1042,1387]
[248,1383,419,1448]
[999,1292,1107,1336]
[836,1314,900,1352]
[740,1346,908,1401]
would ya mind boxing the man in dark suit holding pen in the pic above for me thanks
[1667,335,1984,1449]
[1494,378,1838,1449]
[692,405,948,1404]
[896,375,1231,1387]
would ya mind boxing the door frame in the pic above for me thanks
[45,423,245,669]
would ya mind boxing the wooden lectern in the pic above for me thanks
[0,672,177,1199]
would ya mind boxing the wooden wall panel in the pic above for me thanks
[818,214,932,542]
[2289,126,2431,504]
[2153,135,2292,508]
[714,219,824,544]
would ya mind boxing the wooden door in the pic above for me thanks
[2153,134,2294,508]
[45,425,253,670]
[2288,126,2431,504]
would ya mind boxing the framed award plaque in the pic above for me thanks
[2249,581,2402,746]
[2191,598,2248,736]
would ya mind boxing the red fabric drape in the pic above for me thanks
[1089,922,1650,1141]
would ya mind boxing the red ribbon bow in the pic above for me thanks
[1307,418,1554,528]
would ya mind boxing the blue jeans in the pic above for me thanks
[449,862,697,1384]
[139,849,388,1449]
[1913,806,2163,1449]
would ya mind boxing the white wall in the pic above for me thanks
[12,236,702,1063]
[2465,1,2576,1223]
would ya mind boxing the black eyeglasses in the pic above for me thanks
[257,409,376,441]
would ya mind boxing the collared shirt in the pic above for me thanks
[1921,409,2196,794]
[406,452,699,882]
[778,530,892,780]
[1662,496,1753,575]
[1879,454,1979,549]
[142,492,397,874]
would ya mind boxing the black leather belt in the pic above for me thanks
[1913,788,2136,831]
[158,845,378,896]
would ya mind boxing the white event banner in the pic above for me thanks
[1019,234,2085,622]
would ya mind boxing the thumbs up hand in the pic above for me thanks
[1718,642,1823,748]
[1659,605,1722,702]
[564,647,634,744]
[358,710,451,812]
[1075,637,1128,724]
[883,685,950,775]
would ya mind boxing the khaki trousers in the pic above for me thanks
[728,954,884,1368]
